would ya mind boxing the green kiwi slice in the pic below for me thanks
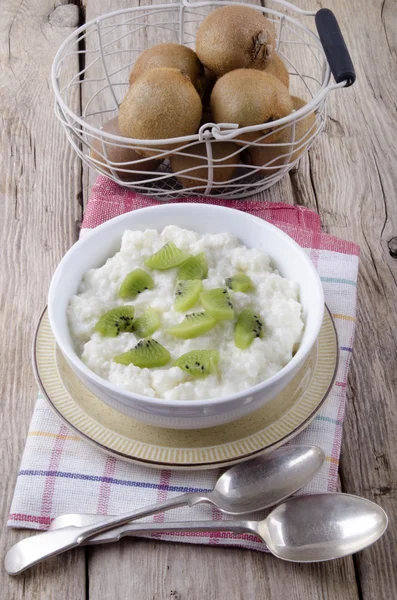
[113,338,171,368]
[174,280,203,311]
[119,269,154,299]
[173,349,219,378]
[200,288,234,320]
[166,312,217,339]
[234,309,264,349]
[225,272,253,293]
[177,252,208,280]
[132,307,160,338]
[145,242,190,270]
[94,306,135,337]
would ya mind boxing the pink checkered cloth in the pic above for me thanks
[8,176,360,552]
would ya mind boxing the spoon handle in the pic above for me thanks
[82,519,258,545]
[84,519,257,545]
[4,491,208,576]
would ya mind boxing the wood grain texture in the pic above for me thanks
[0,1,85,598]
[1,0,396,598]
[87,537,359,600]
[283,1,397,598]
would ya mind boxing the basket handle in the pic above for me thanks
[315,8,356,87]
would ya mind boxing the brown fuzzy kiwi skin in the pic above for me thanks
[170,142,240,190]
[210,70,293,144]
[196,5,276,77]
[248,96,317,174]
[201,68,218,110]
[89,117,161,179]
[289,96,316,161]
[129,43,205,96]
[118,68,203,158]
[248,126,293,176]
[264,53,289,89]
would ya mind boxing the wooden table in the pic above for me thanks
[1,0,396,597]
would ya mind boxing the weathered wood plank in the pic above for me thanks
[279,1,397,598]
[0,1,85,598]
[87,537,359,600]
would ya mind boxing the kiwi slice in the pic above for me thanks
[114,338,170,368]
[132,307,160,338]
[225,273,253,293]
[94,306,135,337]
[174,280,203,312]
[119,269,154,299]
[166,312,217,339]
[200,288,234,321]
[177,252,208,280]
[173,349,219,378]
[234,309,264,350]
[145,242,190,270]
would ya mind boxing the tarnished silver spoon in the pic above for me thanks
[5,445,324,575]
[71,493,389,561]
[6,493,387,574]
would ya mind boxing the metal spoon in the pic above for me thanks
[5,445,324,575]
[49,444,325,532]
[5,493,387,575]
[78,493,389,560]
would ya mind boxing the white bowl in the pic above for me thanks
[48,203,324,429]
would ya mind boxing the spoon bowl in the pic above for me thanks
[208,445,325,514]
[260,493,388,562]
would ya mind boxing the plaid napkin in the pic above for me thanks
[8,176,360,552]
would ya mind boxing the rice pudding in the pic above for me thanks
[67,225,304,400]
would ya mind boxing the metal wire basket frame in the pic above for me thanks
[51,0,350,200]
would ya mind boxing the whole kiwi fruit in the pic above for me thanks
[170,142,240,190]
[118,68,202,157]
[129,43,205,96]
[196,5,276,77]
[288,96,316,161]
[264,52,289,88]
[210,70,293,144]
[201,68,217,110]
[90,117,161,179]
[248,96,317,174]
[247,126,293,177]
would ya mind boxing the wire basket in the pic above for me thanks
[52,0,355,200]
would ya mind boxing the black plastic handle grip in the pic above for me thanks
[315,8,356,87]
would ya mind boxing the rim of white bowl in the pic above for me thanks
[48,203,324,409]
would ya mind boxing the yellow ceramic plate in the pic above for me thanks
[33,308,338,470]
